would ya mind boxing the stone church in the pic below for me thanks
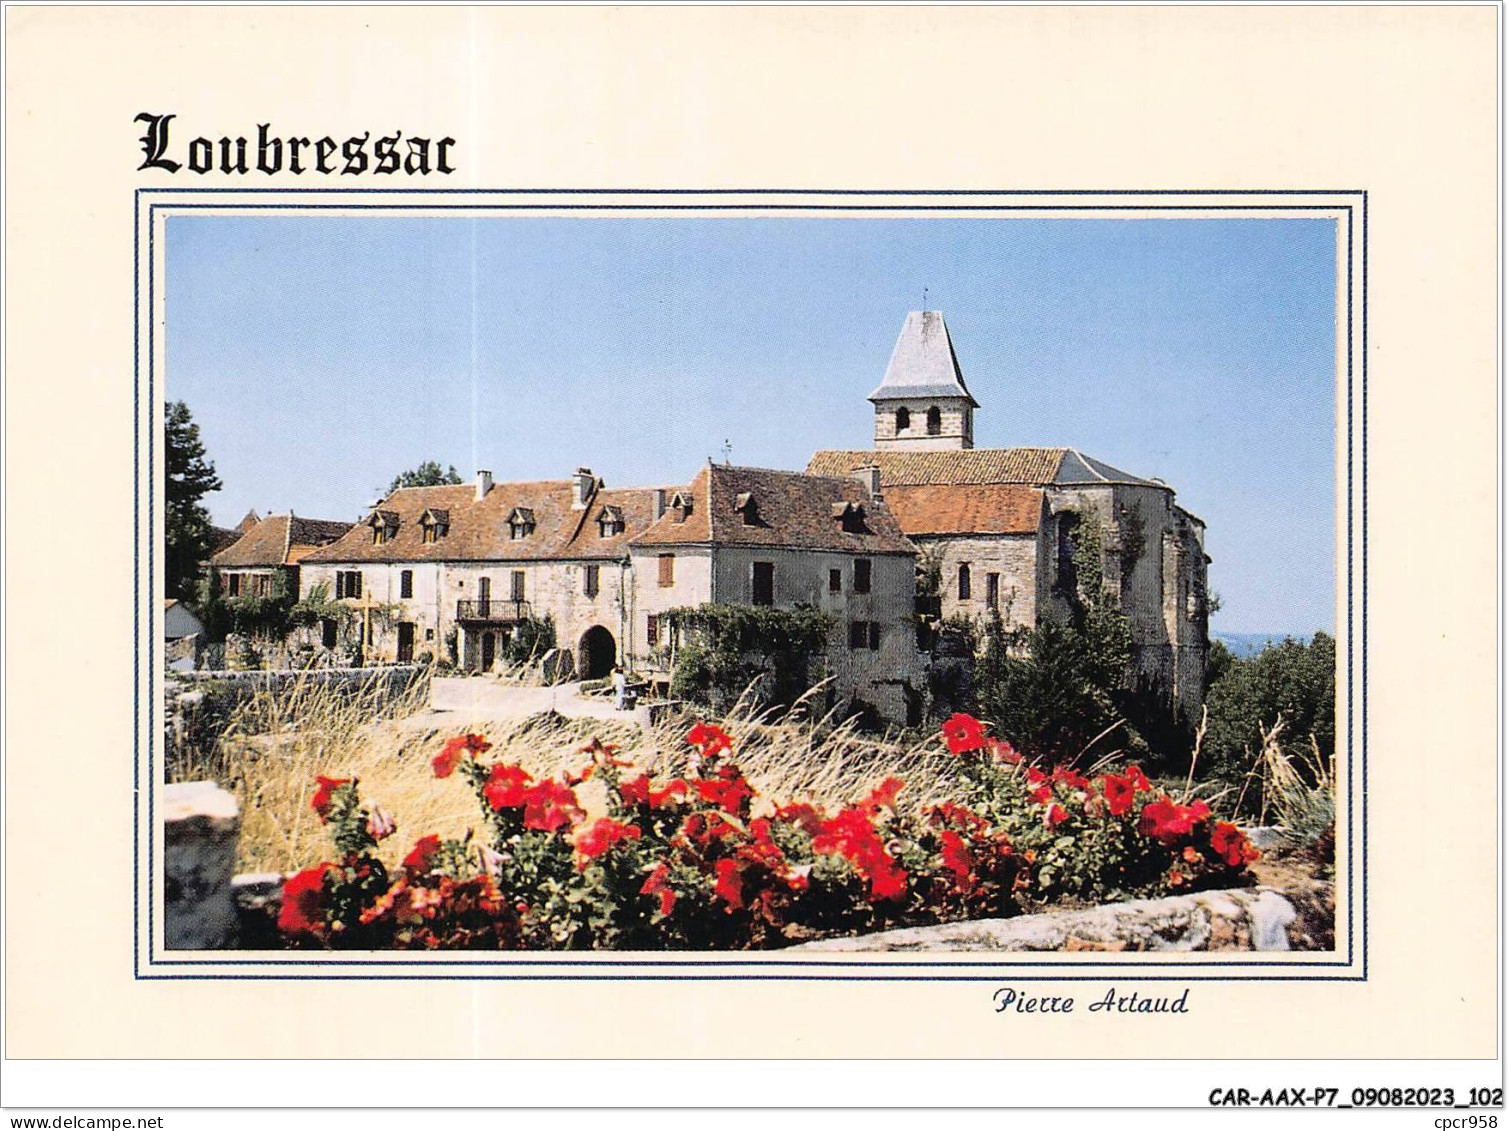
[807,310,1211,722]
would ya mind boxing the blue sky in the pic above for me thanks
[166,214,1337,635]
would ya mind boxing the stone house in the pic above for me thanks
[628,462,921,723]
[299,469,665,677]
[210,512,352,598]
[808,310,1210,722]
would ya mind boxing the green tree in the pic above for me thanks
[974,512,1147,764]
[1202,631,1336,792]
[387,461,463,494]
[165,401,223,604]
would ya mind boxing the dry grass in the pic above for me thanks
[196,678,967,876]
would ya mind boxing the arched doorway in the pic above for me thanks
[578,625,616,680]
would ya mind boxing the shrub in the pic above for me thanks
[665,604,835,717]
[273,712,1260,950]
[1202,632,1335,811]
[503,615,557,666]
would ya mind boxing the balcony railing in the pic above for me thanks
[455,599,532,624]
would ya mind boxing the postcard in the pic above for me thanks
[2,2,1499,1102]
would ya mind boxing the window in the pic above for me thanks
[986,572,1000,609]
[584,564,600,597]
[848,621,880,651]
[853,558,872,594]
[735,492,759,526]
[828,568,842,594]
[926,406,942,435]
[227,573,241,597]
[752,561,774,606]
[511,571,526,602]
[372,525,387,545]
[647,614,659,648]
[669,492,692,523]
[508,507,536,540]
[958,563,972,600]
[336,571,362,599]
[895,406,910,432]
[400,569,413,599]
[658,553,675,587]
[423,525,438,544]
[255,574,272,597]
[869,622,882,651]
[320,618,337,649]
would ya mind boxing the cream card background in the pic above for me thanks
[4,6,1497,1059]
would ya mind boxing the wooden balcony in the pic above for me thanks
[455,599,531,624]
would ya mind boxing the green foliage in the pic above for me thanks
[1202,632,1336,802]
[665,603,836,716]
[503,615,557,665]
[973,513,1146,764]
[387,460,462,495]
[165,401,223,604]
[289,581,351,632]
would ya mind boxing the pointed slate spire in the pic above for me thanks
[867,311,979,407]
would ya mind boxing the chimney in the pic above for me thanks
[475,470,493,500]
[852,465,883,501]
[653,489,668,520]
[572,467,595,509]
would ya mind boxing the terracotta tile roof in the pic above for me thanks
[631,465,915,555]
[212,513,354,568]
[806,448,1069,485]
[301,477,664,564]
[883,484,1046,537]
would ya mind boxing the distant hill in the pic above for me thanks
[1212,632,1312,659]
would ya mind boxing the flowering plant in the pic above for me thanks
[275,714,1257,950]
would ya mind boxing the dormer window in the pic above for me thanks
[419,507,450,544]
[597,504,625,538]
[831,500,867,534]
[734,492,759,526]
[669,491,692,524]
[508,507,536,540]
[367,510,399,545]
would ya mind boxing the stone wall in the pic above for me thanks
[872,398,973,450]
[915,531,1044,631]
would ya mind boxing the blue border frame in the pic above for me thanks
[136,188,1366,981]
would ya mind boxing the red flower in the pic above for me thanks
[686,722,733,756]
[1138,797,1212,845]
[939,830,972,888]
[1167,866,1186,888]
[433,734,491,778]
[860,776,905,816]
[1053,766,1090,793]
[1101,774,1136,818]
[522,780,585,833]
[713,859,745,910]
[574,817,642,867]
[580,737,631,768]
[277,864,331,935]
[772,801,825,837]
[482,764,533,811]
[940,712,987,754]
[641,862,677,917]
[694,775,753,815]
[812,807,909,903]
[403,834,442,875]
[1124,765,1151,793]
[1210,821,1260,867]
[986,737,1023,765]
[310,776,350,822]
[1043,803,1069,829]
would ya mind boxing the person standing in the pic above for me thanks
[612,664,628,711]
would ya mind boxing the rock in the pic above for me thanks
[786,888,1298,953]
[163,782,241,950]
[1247,890,1297,951]
[1243,826,1287,850]
[540,647,575,685]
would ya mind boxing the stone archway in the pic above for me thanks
[578,625,617,680]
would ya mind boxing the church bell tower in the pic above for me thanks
[868,311,978,451]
